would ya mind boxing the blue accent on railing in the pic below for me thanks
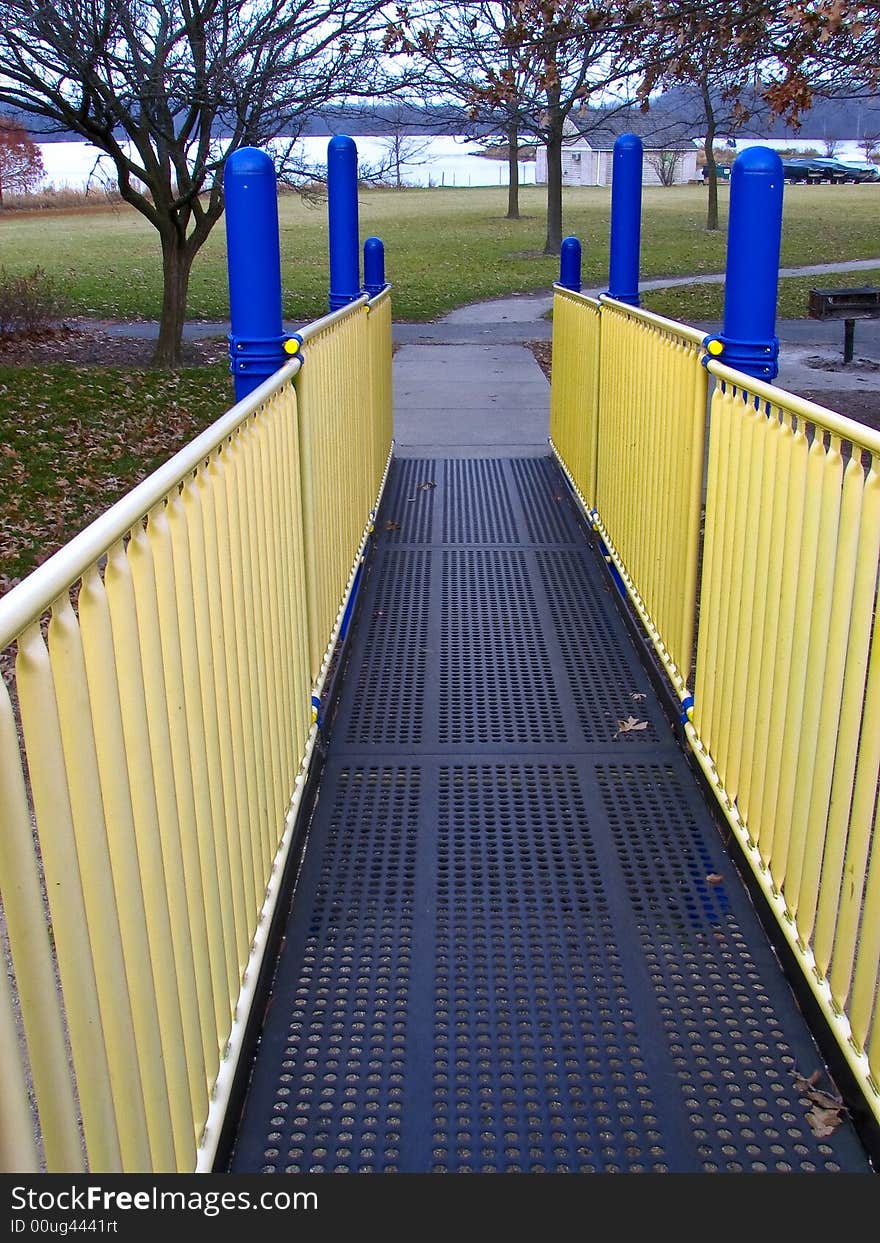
[327,135,361,312]
[559,236,582,292]
[680,694,695,722]
[608,134,643,308]
[717,146,784,381]
[224,147,287,402]
[339,559,365,642]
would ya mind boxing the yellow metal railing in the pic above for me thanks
[549,287,601,511]
[550,292,880,1127]
[688,363,880,1115]
[551,290,708,695]
[0,291,393,1173]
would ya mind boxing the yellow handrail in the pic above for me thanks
[0,292,394,1172]
[551,301,880,1127]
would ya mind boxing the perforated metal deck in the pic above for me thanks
[228,455,871,1174]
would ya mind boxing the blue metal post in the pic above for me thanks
[711,146,784,380]
[363,236,386,297]
[559,236,582,292]
[224,147,287,402]
[608,134,643,307]
[327,135,361,311]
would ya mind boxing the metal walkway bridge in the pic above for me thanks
[1,140,879,1178]
[227,453,871,1174]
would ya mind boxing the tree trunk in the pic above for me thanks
[702,94,720,232]
[543,127,563,256]
[154,230,194,367]
[506,121,520,220]
[704,134,719,232]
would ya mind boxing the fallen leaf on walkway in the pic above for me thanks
[384,520,401,532]
[706,873,724,885]
[631,692,647,702]
[614,715,649,738]
[418,480,436,491]
[793,1073,845,1114]
[806,1105,844,1138]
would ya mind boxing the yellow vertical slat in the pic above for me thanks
[692,384,723,738]
[768,432,822,882]
[104,538,198,1168]
[16,621,122,1172]
[240,422,275,879]
[180,477,240,1022]
[47,595,152,1171]
[745,412,795,850]
[694,384,731,749]
[825,468,880,1001]
[740,412,780,830]
[796,455,866,943]
[783,435,843,909]
[148,502,222,1082]
[716,397,756,791]
[128,520,211,1123]
[0,677,82,1171]
[0,957,38,1172]
[252,410,286,852]
[193,466,249,980]
[725,401,768,804]
[850,787,880,1057]
[218,438,262,920]
[756,418,809,865]
[167,488,232,1042]
[77,567,177,1171]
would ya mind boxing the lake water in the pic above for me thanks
[35,134,874,194]
[37,135,537,191]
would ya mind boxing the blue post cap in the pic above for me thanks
[224,145,276,182]
[559,236,582,292]
[328,133,358,161]
[613,132,644,158]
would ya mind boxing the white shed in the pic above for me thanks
[535,117,699,187]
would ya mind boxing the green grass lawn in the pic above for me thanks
[1,182,878,592]
[643,267,880,323]
[0,363,232,590]
[0,182,878,324]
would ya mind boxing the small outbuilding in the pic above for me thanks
[535,114,699,187]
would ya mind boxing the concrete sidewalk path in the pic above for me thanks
[393,341,550,457]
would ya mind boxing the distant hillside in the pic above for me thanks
[5,92,880,144]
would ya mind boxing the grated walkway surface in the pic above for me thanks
[229,454,871,1174]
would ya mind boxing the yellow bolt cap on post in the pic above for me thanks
[706,338,724,357]
[283,338,301,356]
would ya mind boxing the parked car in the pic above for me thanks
[782,157,880,184]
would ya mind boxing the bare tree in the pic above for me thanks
[369,105,434,188]
[631,2,775,230]
[823,136,841,156]
[389,2,631,251]
[859,132,880,162]
[386,2,535,220]
[0,116,44,204]
[646,149,680,186]
[0,0,385,366]
[481,2,631,254]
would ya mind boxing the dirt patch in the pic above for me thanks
[0,325,227,369]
